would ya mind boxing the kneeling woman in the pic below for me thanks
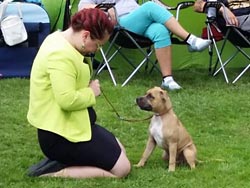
[27,8,131,178]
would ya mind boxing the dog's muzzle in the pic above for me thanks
[136,97,152,111]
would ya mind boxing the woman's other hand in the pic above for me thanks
[220,7,239,27]
[89,79,101,97]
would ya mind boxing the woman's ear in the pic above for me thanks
[81,30,90,41]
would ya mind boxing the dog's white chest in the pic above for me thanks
[150,116,164,148]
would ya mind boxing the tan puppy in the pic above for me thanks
[135,86,197,172]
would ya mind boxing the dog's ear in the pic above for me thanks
[160,90,167,103]
[160,86,164,90]
[159,86,169,94]
[159,87,168,95]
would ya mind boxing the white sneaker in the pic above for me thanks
[161,79,182,91]
[187,34,211,52]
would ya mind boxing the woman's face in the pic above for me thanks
[81,31,110,55]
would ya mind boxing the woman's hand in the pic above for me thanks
[220,7,239,27]
[108,8,117,25]
[89,79,101,97]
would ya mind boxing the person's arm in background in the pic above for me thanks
[78,0,97,10]
[194,0,206,12]
[78,0,117,24]
[193,0,239,26]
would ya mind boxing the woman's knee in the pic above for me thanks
[141,1,158,9]
[111,151,131,178]
[141,2,173,23]
[145,23,171,47]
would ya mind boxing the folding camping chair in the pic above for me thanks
[95,0,195,87]
[202,2,250,84]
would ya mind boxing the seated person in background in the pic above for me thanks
[78,0,212,91]
[27,8,131,179]
[194,0,250,34]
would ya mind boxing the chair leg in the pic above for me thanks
[213,50,238,76]
[232,64,250,84]
[207,23,229,83]
[231,47,250,83]
[208,41,214,75]
[121,50,154,87]
[99,48,117,86]
[212,34,250,84]
[149,60,160,74]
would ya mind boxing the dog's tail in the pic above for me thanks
[196,158,226,163]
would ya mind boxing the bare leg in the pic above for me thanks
[155,45,181,90]
[110,138,131,177]
[165,17,211,52]
[165,17,189,40]
[155,46,172,77]
[47,166,116,178]
[42,138,131,179]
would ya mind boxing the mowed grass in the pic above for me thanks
[0,64,250,188]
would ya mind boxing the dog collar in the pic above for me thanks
[155,107,172,116]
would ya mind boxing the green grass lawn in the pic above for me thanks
[1,65,250,188]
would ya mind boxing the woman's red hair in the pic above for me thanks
[70,8,114,40]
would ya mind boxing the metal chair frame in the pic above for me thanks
[95,0,195,86]
[205,2,250,83]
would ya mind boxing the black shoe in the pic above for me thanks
[27,158,67,177]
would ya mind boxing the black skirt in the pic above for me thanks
[37,107,121,171]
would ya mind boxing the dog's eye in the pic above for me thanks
[147,94,154,100]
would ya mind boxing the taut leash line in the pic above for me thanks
[100,87,153,122]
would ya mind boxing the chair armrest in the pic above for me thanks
[95,2,118,25]
[95,2,116,11]
[151,0,194,10]
[175,1,195,10]
[204,1,222,12]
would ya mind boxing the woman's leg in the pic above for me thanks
[110,138,131,177]
[36,126,131,179]
[44,166,116,178]
[119,2,173,35]
[46,150,131,178]
[155,46,172,77]
[164,17,189,39]
[43,138,130,178]
[144,23,181,90]
[119,1,211,52]
[164,17,211,52]
[155,45,181,90]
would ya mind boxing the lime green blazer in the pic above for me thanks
[27,31,96,142]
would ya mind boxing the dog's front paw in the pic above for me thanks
[168,168,175,172]
[134,161,145,168]
[168,166,175,172]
